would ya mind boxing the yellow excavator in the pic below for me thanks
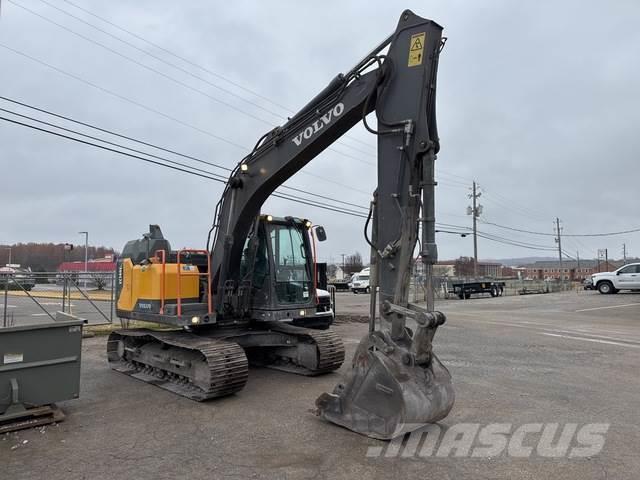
[109,9,454,440]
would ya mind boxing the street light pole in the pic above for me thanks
[79,231,88,287]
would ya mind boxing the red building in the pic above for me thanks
[521,260,623,281]
[58,256,116,272]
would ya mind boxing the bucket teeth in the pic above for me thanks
[315,332,454,440]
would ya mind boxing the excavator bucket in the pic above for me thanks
[315,315,454,440]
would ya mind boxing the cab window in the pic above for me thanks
[618,265,637,274]
[268,224,311,304]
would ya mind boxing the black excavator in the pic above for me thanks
[108,9,454,440]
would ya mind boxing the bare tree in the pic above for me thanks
[343,252,364,275]
[454,256,475,278]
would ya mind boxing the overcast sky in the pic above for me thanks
[1,0,639,264]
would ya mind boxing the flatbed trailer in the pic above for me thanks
[450,281,505,299]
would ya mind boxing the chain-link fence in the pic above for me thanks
[1,271,114,328]
[408,261,584,302]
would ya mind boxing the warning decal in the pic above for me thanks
[3,353,23,364]
[408,32,426,67]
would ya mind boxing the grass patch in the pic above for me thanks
[85,320,177,336]
[7,290,112,301]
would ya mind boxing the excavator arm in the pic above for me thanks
[212,11,440,311]
[210,10,454,439]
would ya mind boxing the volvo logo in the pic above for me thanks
[291,103,345,147]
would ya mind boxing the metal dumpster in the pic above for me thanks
[0,314,83,431]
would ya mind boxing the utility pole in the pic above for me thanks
[605,248,609,272]
[555,218,564,291]
[622,243,627,263]
[467,181,482,278]
[597,249,604,273]
[341,253,346,279]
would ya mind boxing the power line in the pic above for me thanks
[0,47,373,196]
[0,114,370,219]
[478,232,556,251]
[58,0,293,114]
[7,0,545,216]
[8,0,277,125]
[480,193,549,223]
[9,0,375,164]
[57,0,377,154]
[0,96,370,211]
[481,219,640,238]
[481,187,549,222]
[1,107,604,253]
[0,42,249,149]
[476,233,557,252]
[0,114,226,181]
[436,222,557,250]
[33,0,288,121]
[0,106,229,179]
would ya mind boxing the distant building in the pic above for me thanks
[58,255,116,273]
[500,266,527,279]
[430,260,504,278]
[520,259,624,281]
[478,262,502,278]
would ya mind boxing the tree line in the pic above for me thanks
[0,243,116,272]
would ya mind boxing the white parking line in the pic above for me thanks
[481,320,640,345]
[576,303,640,312]
[540,332,640,349]
[31,313,50,316]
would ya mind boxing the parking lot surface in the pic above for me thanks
[2,290,639,479]
[0,286,113,326]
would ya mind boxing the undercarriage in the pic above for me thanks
[107,322,345,401]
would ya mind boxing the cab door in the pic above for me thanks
[629,264,640,289]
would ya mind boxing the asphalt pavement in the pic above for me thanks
[2,290,640,479]
[0,286,113,326]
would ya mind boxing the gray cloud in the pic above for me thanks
[1,0,638,264]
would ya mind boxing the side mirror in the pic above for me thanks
[616,271,621,275]
[315,226,327,242]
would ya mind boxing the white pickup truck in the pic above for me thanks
[591,263,640,294]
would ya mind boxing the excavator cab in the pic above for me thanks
[241,215,332,328]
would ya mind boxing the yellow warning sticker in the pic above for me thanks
[408,32,426,67]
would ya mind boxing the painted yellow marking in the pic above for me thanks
[408,32,425,67]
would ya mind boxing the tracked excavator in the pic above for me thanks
[109,9,454,440]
